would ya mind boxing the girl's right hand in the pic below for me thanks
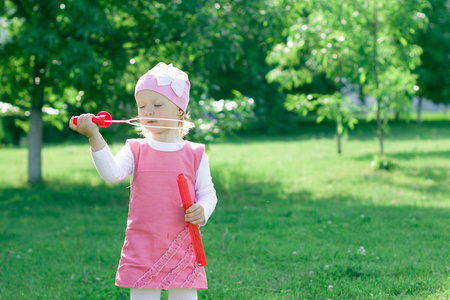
[69,113,100,138]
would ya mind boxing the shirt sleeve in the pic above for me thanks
[195,152,218,226]
[91,143,134,184]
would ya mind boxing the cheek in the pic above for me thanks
[138,109,147,118]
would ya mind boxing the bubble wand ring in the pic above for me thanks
[72,111,195,129]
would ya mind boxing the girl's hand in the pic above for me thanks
[69,113,100,138]
[69,114,106,152]
[185,204,205,225]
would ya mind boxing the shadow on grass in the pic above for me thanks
[0,180,130,209]
[401,164,450,183]
[211,162,315,207]
[350,151,449,203]
[347,119,450,141]
[289,194,450,297]
[369,164,449,200]
[354,150,450,162]
[0,181,134,299]
[207,167,450,299]
[1,165,449,299]
[388,150,450,161]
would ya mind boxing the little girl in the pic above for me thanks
[69,62,217,300]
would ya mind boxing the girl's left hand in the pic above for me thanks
[184,204,205,225]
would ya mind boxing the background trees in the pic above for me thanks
[1,0,448,182]
[414,0,450,124]
[1,0,129,183]
[267,0,429,155]
[1,0,280,183]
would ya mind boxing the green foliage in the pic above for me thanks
[366,66,418,129]
[370,155,397,171]
[285,93,358,136]
[0,0,288,142]
[0,0,446,144]
[0,0,129,108]
[188,91,255,143]
[267,0,430,155]
[0,0,448,181]
[0,0,291,182]
[109,0,289,133]
[267,0,374,152]
[415,0,450,105]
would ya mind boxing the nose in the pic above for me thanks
[146,108,154,116]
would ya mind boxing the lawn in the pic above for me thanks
[0,114,449,299]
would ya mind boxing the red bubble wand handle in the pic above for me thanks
[177,173,207,267]
[72,111,112,128]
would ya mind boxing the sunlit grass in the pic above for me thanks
[0,116,449,299]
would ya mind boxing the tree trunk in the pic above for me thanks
[28,58,45,184]
[373,0,384,156]
[417,96,423,125]
[336,121,342,155]
[376,105,384,156]
[28,106,43,183]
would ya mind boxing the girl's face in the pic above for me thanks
[136,90,184,140]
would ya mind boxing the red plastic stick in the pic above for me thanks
[177,173,207,267]
[72,111,112,128]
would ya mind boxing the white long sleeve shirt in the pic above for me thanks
[91,139,217,225]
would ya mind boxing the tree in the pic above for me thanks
[266,0,366,154]
[0,0,272,183]
[367,0,427,155]
[0,0,129,183]
[120,0,288,132]
[266,0,428,156]
[414,0,450,124]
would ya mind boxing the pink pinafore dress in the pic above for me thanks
[115,139,207,289]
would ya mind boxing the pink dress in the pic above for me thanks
[115,139,208,289]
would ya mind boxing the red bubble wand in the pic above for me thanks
[177,173,207,267]
[72,111,195,129]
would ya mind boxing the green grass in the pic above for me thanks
[1,114,449,299]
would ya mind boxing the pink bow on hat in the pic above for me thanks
[151,63,188,97]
